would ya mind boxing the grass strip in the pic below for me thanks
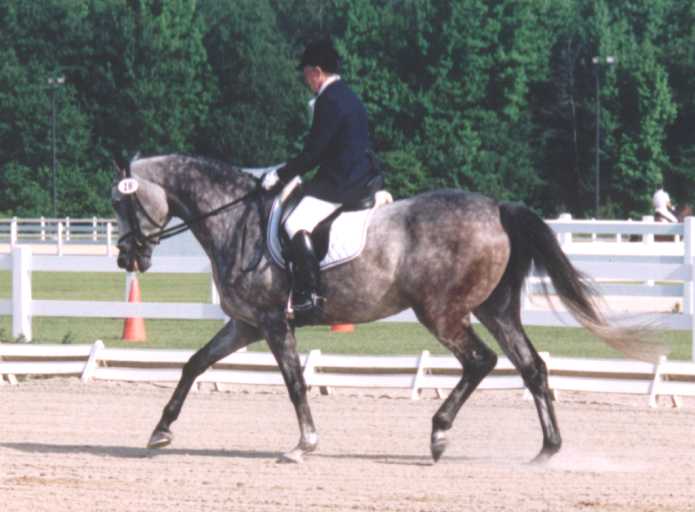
[0,271,691,359]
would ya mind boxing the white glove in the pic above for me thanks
[261,169,280,190]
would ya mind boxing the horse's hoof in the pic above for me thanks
[277,449,304,464]
[529,445,560,465]
[430,430,448,463]
[147,429,173,449]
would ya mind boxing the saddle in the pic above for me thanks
[266,177,393,270]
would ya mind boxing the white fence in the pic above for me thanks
[1,217,695,355]
[0,217,118,256]
[1,341,694,406]
[2,216,695,402]
[0,247,221,341]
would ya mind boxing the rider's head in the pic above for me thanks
[299,38,340,94]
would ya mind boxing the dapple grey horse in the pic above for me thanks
[112,154,661,463]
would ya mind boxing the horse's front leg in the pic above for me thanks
[148,319,261,449]
[261,313,318,463]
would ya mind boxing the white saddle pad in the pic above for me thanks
[266,178,391,270]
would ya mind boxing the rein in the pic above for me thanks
[118,172,263,248]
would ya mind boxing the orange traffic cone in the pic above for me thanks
[330,324,355,333]
[122,274,146,342]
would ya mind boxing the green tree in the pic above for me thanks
[132,0,214,153]
[0,1,94,217]
[606,1,676,217]
[197,0,304,165]
[662,0,695,207]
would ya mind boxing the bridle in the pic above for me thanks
[116,165,264,251]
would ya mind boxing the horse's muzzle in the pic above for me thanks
[117,245,152,272]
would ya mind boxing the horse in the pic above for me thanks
[112,153,662,464]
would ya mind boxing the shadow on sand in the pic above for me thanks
[0,442,277,460]
[1,442,517,467]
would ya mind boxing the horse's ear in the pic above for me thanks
[112,159,126,179]
[112,152,128,179]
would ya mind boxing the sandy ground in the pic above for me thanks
[1,379,694,512]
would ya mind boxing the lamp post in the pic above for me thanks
[591,56,616,218]
[48,75,65,218]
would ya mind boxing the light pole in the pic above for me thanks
[48,75,65,218]
[591,56,616,218]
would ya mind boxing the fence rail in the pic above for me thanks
[1,341,693,407]
[0,216,118,242]
[0,217,118,256]
[1,216,695,360]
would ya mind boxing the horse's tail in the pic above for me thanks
[497,202,666,362]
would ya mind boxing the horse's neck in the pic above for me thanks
[164,169,262,277]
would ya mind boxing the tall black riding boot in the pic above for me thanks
[288,230,324,324]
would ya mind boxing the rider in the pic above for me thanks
[653,188,678,223]
[261,37,382,321]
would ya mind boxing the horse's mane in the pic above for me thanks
[133,153,259,189]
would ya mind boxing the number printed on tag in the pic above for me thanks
[118,178,139,195]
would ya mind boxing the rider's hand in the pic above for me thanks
[261,169,281,191]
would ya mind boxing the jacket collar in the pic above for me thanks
[317,75,341,97]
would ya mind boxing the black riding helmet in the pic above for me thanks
[298,38,340,73]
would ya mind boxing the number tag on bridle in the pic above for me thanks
[118,178,139,195]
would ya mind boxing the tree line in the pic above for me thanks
[1,0,693,219]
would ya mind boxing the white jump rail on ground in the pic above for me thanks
[1,341,693,407]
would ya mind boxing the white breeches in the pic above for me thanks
[284,196,341,239]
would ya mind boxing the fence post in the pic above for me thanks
[107,222,114,257]
[303,349,328,394]
[590,218,597,242]
[410,350,430,400]
[642,215,655,244]
[618,218,629,243]
[81,339,105,382]
[92,217,98,241]
[643,215,655,286]
[11,246,32,341]
[648,355,666,408]
[557,213,572,247]
[10,217,18,247]
[57,222,64,256]
[40,216,46,241]
[684,217,695,361]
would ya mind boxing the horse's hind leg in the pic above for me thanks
[148,319,261,449]
[416,311,498,462]
[474,283,562,463]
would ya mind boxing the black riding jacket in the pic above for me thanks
[277,79,377,204]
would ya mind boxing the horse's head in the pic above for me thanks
[112,160,171,272]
